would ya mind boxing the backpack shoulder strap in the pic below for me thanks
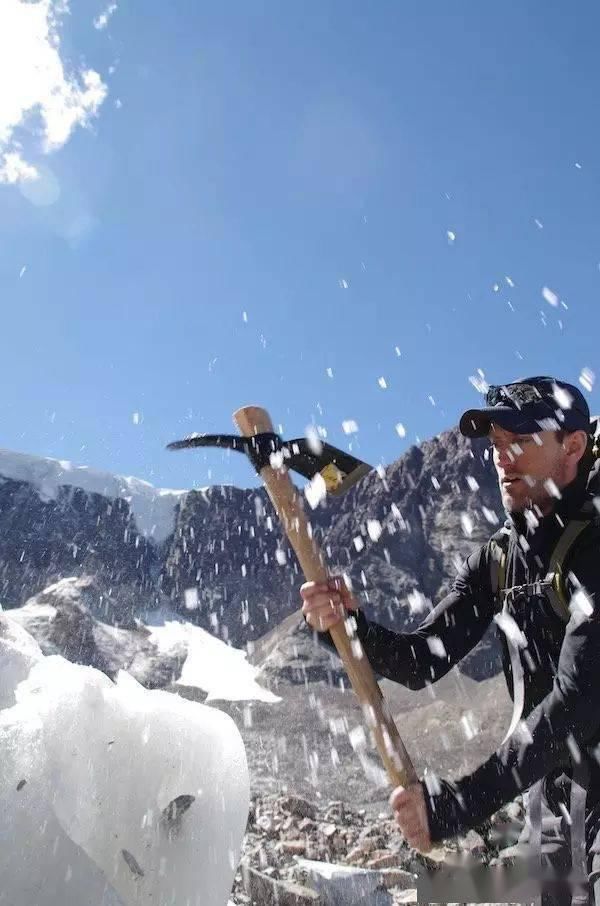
[489,528,509,598]
[545,519,592,622]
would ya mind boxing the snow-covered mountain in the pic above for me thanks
[0,449,188,542]
[0,445,301,639]
[0,428,505,680]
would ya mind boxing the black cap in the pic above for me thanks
[459,375,591,438]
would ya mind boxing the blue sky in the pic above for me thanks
[1,1,600,490]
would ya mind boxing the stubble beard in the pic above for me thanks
[499,476,553,516]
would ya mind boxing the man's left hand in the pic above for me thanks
[389,783,432,853]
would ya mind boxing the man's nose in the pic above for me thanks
[496,445,516,469]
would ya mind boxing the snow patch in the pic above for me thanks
[149,621,281,703]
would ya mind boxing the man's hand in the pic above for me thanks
[300,577,358,632]
[389,783,432,853]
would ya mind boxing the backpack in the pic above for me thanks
[489,516,594,622]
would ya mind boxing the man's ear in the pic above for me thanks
[563,430,588,465]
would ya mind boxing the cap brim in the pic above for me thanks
[459,406,538,438]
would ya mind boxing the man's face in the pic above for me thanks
[489,425,570,514]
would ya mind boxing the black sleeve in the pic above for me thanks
[312,544,496,690]
[424,534,600,843]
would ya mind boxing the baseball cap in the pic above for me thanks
[459,375,591,438]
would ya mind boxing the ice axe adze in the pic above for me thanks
[167,405,418,789]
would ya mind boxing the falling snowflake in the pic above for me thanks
[305,425,323,455]
[269,450,284,469]
[543,479,562,499]
[553,384,573,409]
[505,276,515,288]
[469,370,488,394]
[542,286,559,307]
[482,507,499,525]
[395,423,406,438]
[461,712,479,740]
[275,549,287,566]
[567,733,582,764]
[326,367,333,378]
[394,346,401,357]
[427,637,446,658]
[407,590,429,615]
[132,412,141,425]
[492,283,500,293]
[19,266,27,278]
[446,230,456,243]
[466,476,479,491]
[342,420,359,434]
[348,726,367,751]
[339,279,349,289]
[580,367,595,392]
[570,588,593,618]
[183,588,199,610]
[460,513,474,537]
[534,219,544,229]
[350,639,364,659]
[519,534,531,553]
[305,473,327,509]
[242,311,248,322]
[494,610,527,648]
[353,536,364,553]
[377,377,387,389]
[367,520,382,542]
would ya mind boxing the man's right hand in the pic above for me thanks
[300,577,359,632]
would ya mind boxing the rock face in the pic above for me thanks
[0,428,504,679]
[228,791,525,905]
[7,577,187,688]
[0,478,160,619]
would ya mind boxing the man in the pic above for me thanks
[301,375,600,904]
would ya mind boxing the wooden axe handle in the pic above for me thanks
[233,405,418,789]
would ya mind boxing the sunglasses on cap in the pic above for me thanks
[485,382,545,409]
[486,379,588,415]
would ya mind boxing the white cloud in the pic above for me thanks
[0,150,39,185]
[93,2,118,30]
[0,0,108,185]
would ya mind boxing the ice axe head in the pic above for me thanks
[167,426,371,496]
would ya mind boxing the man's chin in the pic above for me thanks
[501,489,529,513]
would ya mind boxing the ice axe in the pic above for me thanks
[167,406,418,789]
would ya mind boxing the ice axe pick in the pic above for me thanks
[168,405,418,789]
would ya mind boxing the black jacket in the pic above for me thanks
[318,465,600,843]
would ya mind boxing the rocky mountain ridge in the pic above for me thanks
[0,427,505,679]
